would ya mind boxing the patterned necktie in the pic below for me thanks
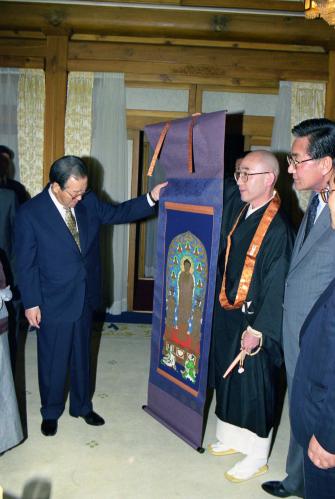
[64,208,81,250]
[302,194,319,246]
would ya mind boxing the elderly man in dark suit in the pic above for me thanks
[291,278,335,499]
[290,176,335,498]
[15,155,166,437]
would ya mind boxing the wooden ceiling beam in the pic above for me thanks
[70,34,325,53]
[60,0,301,9]
[124,79,279,94]
[0,2,334,50]
[181,1,303,10]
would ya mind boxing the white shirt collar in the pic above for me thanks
[48,185,76,219]
[245,191,275,219]
[314,191,326,223]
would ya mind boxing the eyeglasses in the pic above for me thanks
[234,171,272,183]
[320,188,335,203]
[63,188,90,200]
[286,154,315,169]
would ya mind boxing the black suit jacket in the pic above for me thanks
[15,187,154,321]
[291,276,335,454]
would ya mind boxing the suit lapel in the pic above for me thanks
[289,203,330,274]
[41,188,81,252]
[290,207,308,265]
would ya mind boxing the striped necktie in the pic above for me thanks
[64,208,81,250]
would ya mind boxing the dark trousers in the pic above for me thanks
[304,451,335,499]
[284,374,305,497]
[37,304,93,420]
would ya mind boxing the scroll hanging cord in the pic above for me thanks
[147,113,201,177]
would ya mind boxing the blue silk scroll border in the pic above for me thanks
[144,177,223,449]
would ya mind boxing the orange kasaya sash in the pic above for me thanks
[219,191,281,310]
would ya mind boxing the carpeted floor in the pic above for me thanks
[1,323,300,499]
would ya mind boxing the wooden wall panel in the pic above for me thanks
[243,116,274,137]
[325,50,335,121]
[0,38,46,57]
[68,42,328,83]
[0,55,43,68]
[43,35,68,182]
[127,110,188,130]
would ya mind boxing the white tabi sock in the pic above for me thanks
[225,428,273,480]
[226,454,267,480]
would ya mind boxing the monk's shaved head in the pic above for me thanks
[242,150,279,181]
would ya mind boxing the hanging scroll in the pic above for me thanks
[143,111,226,451]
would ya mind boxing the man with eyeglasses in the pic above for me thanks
[208,150,294,483]
[15,155,167,437]
[262,118,335,498]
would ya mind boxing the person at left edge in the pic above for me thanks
[15,155,167,437]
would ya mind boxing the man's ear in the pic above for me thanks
[51,182,61,193]
[321,156,333,176]
[265,171,276,187]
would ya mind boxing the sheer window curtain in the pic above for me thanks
[0,69,19,170]
[145,162,165,277]
[271,81,292,153]
[90,73,130,315]
[65,71,130,315]
[270,82,298,218]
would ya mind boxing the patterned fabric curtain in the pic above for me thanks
[65,72,94,156]
[291,82,326,211]
[17,69,45,197]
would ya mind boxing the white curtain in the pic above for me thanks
[270,81,301,219]
[145,161,166,277]
[271,81,292,153]
[90,73,130,315]
[0,68,20,179]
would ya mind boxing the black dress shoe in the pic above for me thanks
[71,410,105,426]
[41,419,58,436]
[261,481,293,498]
